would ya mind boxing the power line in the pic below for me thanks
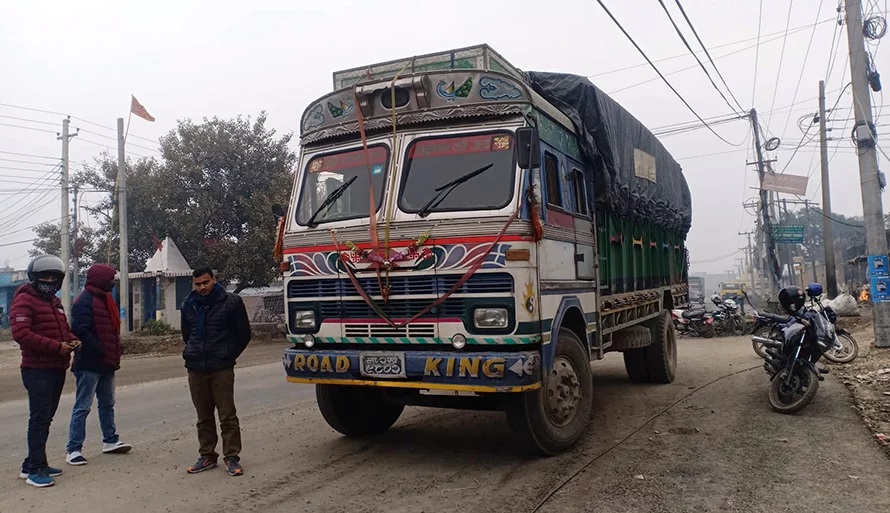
[0,158,59,167]
[0,114,58,127]
[595,0,744,146]
[672,0,746,112]
[765,0,797,131]
[656,0,743,115]
[587,17,834,79]
[73,127,160,153]
[778,0,825,140]
[752,0,764,106]
[0,102,67,117]
[0,122,57,134]
[675,148,748,160]
[70,116,158,144]
[0,238,38,248]
[0,165,61,174]
[0,150,58,160]
[76,137,153,159]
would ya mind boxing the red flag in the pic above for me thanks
[130,95,155,122]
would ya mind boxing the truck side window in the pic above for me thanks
[544,152,563,208]
[570,168,588,216]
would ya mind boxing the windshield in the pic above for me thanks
[295,145,389,226]
[399,133,516,214]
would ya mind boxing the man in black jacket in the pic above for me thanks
[181,267,251,477]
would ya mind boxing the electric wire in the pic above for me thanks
[765,0,797,131]
[595,0,745,146]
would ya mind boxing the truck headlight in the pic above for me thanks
[473,308,508,329]
[293,310,316,330]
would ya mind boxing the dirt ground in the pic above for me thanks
[833,310,890,455]
[0,335,888,513]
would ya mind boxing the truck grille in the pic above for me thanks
[344,323,436,338]
[287,272,513,299]
[317,298,466,319]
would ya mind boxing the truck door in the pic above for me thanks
[567,162,596,281]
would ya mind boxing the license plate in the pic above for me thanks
[360,352,406,379]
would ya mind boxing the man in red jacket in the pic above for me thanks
[10,254,80,488]
[66,264,132,466]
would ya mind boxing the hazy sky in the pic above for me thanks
[1,0,887,276]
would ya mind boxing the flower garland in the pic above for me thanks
[341,231,434,269]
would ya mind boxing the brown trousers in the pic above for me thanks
[187,368,241,460]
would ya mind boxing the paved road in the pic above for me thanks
[0,338,887,513]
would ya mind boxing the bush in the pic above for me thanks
[142,319,175,336]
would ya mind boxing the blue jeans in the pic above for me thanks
[21,368,66,474]
[66,370,119,453]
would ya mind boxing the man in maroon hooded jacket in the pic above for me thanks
[10,254,80,488]
[66,264,132,466]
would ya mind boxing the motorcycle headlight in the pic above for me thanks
[293,310,316,330]
[473,308,508,329]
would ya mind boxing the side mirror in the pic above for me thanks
[516,126,540,170]
[272,204,286,218]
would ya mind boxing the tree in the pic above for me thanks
[29,221,102,279]
[72,112,296,292]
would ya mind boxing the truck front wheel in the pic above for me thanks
[316,385,404,437]
[506,329,593,456]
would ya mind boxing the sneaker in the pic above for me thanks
[102,441,132,454]
[45,466,63,477]
[224,457,243,477]
[18,470,27,479]
[66,452,88,466]
[186,457,218,474]
[25,472,55,488]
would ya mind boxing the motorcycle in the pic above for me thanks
[671,300,716,338]
[709,295,745,336]
[752,285,835,414]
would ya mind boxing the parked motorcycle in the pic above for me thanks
[709,294,745,336]
[671,300,716,338]
[753,285,834,414]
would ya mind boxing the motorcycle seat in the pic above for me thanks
[757,312,793,324]
[682,309,706,319]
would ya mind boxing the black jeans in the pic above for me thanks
[21,368,66,474]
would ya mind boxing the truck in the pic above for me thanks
[688,276,705,301]
[278,45,691,455]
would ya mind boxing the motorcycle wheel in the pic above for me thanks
[822,332,859,364]
[751,326,778,359]
[769,365,819,414]
[731,317,745,336]
[702,324,716,339]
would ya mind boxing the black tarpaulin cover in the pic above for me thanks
[526,72,692,235]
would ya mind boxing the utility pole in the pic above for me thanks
[72,183,79,295]
[117,118,129,335]
[739,230,756,292]
[750,108,780,298]
[818,80,839,297]
[846,0,890,347]
[781,198,795,287]
[58,118,77,314]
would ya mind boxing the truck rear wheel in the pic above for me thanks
[506,329,593,456]
[622,311,677,384]
[316,385,404,437]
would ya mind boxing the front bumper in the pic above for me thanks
[283,348,541,393]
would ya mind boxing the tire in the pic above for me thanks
[506,329,593,456]
[768,365,819,414]
[622,311,678,384]
[822,332,859,364]
[316,385,405,437]
[751,326,778,359]
[701,323,716,339]
[731,317,745,336]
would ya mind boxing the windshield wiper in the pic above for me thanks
[305,175,358,227]
[416,163,493,218]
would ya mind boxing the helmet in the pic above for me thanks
[778,286,806,315]
[805,282,823,299]
[711,293,722,305]
[27,254,65,282]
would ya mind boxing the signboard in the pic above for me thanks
[867,255,890,302]
[772,225,804,243]
[761,173,809,195]
[868,255,889,278]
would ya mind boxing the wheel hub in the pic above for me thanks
[545,356,582,427]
